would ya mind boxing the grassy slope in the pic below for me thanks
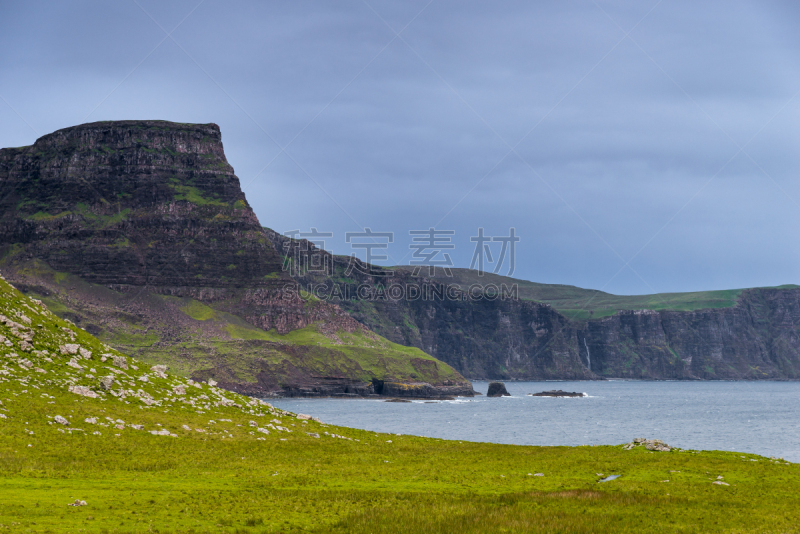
[0,275,798,532]
[13,262,463,388]
[163,295,464,385]
[399,267,800,320]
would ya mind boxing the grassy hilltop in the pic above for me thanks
[1,274,799,533]
[402,267,800,320]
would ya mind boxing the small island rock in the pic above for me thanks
[528,390,586,397]
[487,382,511,397]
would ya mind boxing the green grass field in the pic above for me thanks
[1,274,798,533]
[2,394,798,533]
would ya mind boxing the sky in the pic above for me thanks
[1,0,799,295]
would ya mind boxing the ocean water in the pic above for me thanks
[271,380,800,462]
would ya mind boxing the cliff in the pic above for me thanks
[269,230,594,380]
[271,232,800,380]
[0,120,283,289]
[580,288,800,379]
[0,121,474,397]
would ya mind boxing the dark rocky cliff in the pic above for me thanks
[0,121,474,396]
[269,230,594,380]
[271,231,800,380]
[0,120,282,289]
[580,288,800,379]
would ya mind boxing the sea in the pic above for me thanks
[271,380,800,462]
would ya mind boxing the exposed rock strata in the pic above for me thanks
[0,121,281,289]
[578,290,800,379]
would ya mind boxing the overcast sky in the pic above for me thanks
[2,0,799,294]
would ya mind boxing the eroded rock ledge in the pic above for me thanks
[217,376,476,399]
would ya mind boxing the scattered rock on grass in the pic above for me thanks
[99,376,115,390]
[60,344,80,355]
[68,385,99,398]
[54,415,69,425]
[623,438,671,452]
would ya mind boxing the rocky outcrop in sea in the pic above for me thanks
[487,382,510,397]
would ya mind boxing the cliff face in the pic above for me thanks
[341,277,593,380]
[0,120,283,289]
[581,288,800,379]
[0,121,473,396]
[269,230,594,380]
[271,231,800,380]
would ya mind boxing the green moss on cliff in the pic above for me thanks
[24,210,73,221]
[180,300,218,321]
[169,183,228,207]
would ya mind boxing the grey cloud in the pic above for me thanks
[1,0,799,294]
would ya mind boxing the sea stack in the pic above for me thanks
[487,382,511,397]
